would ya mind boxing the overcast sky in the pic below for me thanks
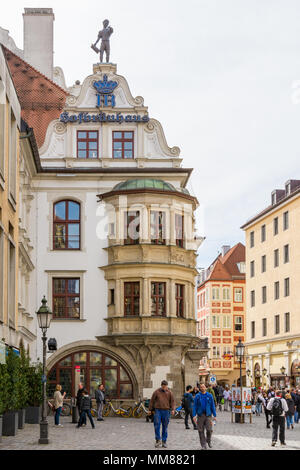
[2,0,300,267]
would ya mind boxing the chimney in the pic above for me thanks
[23,8,54,80]
[221,245,230,257]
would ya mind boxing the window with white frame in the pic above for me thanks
[223,287,230,300]
[223,315,231,328]
[212,346,221,358]
[212,287,220,300]
[234,316,243,332]
[212,315,220,328]
[223,345,232,356]
[234,287,243,302]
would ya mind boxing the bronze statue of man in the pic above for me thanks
[91,19,113,63]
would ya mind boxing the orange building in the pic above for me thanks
[197,243,246,386]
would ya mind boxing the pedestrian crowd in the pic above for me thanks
[50,380,300,450]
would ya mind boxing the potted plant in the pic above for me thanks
[0,364,10,442]
[17,341,29,429]
[25,361,43,424]
[2,348,19,436]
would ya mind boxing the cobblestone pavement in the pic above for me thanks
[1,411,300,451]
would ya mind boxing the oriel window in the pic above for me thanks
[77,131,98,159]
[150,211,166,245]
[53,278,80,319]
[124,282,140,316]
[53,200,80,250]
[175,214,184,248]
[151,282,166,316]
[113,131,134,159]
[124,211,140,245]
[176,284,184,318]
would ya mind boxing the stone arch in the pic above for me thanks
[46,340,139,398]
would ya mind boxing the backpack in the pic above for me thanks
[181,394,189,410]
[271,398,283,416]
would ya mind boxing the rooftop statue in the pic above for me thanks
[91,19,113,63]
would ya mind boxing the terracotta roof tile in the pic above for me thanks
[2,45,68,148]
[203,242,245,284]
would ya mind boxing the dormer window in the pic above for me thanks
[271,192,276,205]
[237,262,246,273]
[285,182,291,196]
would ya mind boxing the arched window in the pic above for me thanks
[53,200,80,250]
[47,350,133,399]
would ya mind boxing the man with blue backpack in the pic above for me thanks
[193,383,217,450]
[267,390,288,447]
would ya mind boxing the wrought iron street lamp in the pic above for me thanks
[36,296,52,444]
[235,338,245,423]
[246,369,251,377]
[280,366,286,375]
[262,368,267,376]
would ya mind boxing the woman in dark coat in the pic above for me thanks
[285,392,295,429]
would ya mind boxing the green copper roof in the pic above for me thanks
[112,178,177,192]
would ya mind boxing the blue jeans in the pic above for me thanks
[286,415,294,428]
[294,411,299,423]
[78,410,95,428]
[154,409,170,442]
[55,406,62,425]
[255,403,262,414]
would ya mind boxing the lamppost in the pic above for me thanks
[36,296,52,444]
[235,338,245,423]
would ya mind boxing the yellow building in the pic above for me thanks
[241,180,300,389]
[0,45,20,351]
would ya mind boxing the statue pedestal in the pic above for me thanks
[93,63,117,75]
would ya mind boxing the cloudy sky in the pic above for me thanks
[2,0,300,267]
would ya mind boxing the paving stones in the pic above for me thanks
[0,412,299,450]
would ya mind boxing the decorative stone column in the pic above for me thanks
[264,354,271,388]
[284,351,290,387]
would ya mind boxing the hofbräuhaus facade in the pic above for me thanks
[1,9,207,403]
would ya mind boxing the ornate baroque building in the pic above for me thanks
[1,8,207,402]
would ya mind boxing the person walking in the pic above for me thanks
[223,386,231,412]
[95,384,106,422]
[193,383,216,450]
[53,384,66,427]
[148,380,175,448]
[255,390,264,416]
[285,392,295,430]
[294,390,300,424]
[206,384,217,406]
[182,385,197,430]
[77,389,95,429]
[263,392,272,428]
[267,390,288,447]
[76,382,86,426]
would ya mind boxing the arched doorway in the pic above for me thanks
[254,363,261,388]
[47,350,133,399]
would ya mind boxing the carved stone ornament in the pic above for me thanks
[66,95,77,106]
[54,122,67,135]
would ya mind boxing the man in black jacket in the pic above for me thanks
[76,389,95,428]
[76,383,86,426]
[95,384,106,421]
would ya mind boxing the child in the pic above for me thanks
[77,389,95,429]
